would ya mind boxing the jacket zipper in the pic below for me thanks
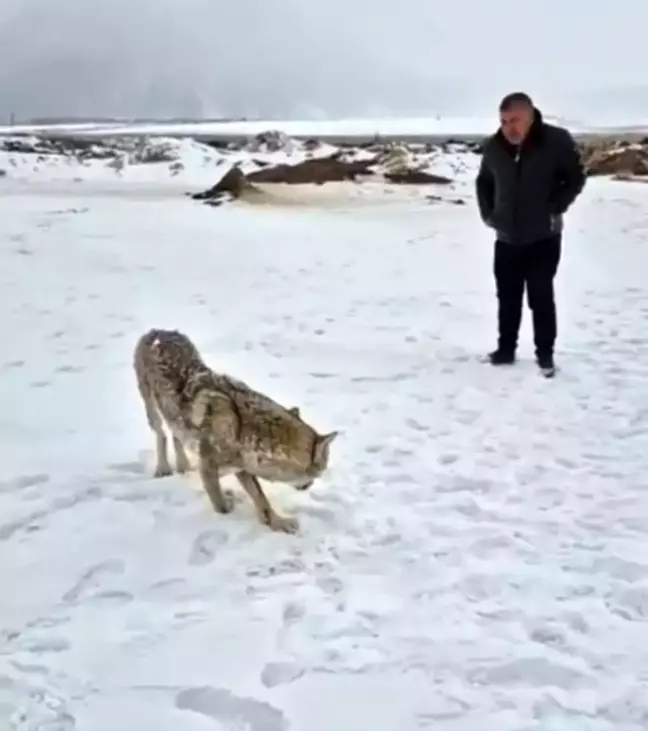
[512,146,522,236]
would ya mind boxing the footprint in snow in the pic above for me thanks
[176,686,289,730]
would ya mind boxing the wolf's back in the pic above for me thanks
[135,328,207,384]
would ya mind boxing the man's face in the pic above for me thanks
[499,103,534,144]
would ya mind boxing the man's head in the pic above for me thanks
[499,92,535,145]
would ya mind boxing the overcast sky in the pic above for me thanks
[0,0,647,122]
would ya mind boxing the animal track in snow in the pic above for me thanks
[62,559,126,603]
[260,661,305,688]
[175,686,289,730]
[15,635,71,655]
[188,529,229,566]
[2,358,25,369]
[107,460,146,475]
[55,364,85,374]
[0,473,50,495]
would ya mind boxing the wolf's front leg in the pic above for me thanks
[135,359,172,478]
[142,394,172,477]
[198,439,234,514]
[152,431,173,478]
[236,471,299,534]
[173,436,191,474]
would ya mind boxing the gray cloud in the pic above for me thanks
[0,0,647,123]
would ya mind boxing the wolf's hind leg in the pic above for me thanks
[135,367,172,478]
[236,471,299,534]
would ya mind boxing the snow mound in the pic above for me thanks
[0,133,483,199]
[0,134,230,185]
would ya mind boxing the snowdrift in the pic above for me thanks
[1,129,647,207]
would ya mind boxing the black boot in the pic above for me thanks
[487,348,516,366]
[536,352,555,378]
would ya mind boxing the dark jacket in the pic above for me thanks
[475,108,586,244]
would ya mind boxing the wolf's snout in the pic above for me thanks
[295,479,314,491]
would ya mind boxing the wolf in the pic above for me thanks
[133,328,338,533]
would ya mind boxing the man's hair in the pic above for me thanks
[499,92,533,112]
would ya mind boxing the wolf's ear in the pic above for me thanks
[288,406,301,418]
[313,430,339,463]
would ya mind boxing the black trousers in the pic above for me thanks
[493,235,562,357]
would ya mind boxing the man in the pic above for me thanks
[476,92,586,377]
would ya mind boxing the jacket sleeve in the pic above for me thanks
[475,152,495,225]
[552,130,586,214]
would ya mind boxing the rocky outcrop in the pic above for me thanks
[373,143,452,184]
[0,134,116,159]
[191,153,379,204]
[384,169,452,185]
[190,140,457,205]
[377,144,412,174]
[249,153,375,184]
[582,140,648,177]
[244,130,296,154]
[191,165,259,205]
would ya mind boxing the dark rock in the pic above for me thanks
[384,170,452,185]
[584,144,648,176]
[191,165,255,202]
[246,154,376,185]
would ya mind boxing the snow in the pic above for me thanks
[0,114,617,140]
[0,122,128,136]
[2,151,648,730]
[0,134,335,190]
[0,116,505,139]
[0,134,481,209]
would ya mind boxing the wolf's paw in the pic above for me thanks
[215,489,235,514]
[268,513,300,535]
[153,463,173,478]
[176,459,191,474]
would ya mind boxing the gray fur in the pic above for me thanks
[133,328,338,533]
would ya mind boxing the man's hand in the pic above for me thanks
[549,213,563,233]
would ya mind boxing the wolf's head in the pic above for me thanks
[286,406,338,490]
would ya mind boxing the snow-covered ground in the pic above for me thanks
[0,135,243,189]
[1,162,648,730]
[0,116,532,139]
[0,134,481,205]
[2,114,645,140]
